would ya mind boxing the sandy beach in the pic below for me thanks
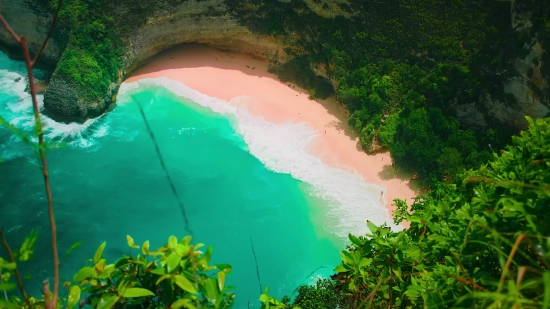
[125,44,417,228]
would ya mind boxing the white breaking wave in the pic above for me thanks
[0,69,108,150]
[118,77,402,240]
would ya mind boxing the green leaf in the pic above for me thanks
[0,261,16,270]
[66,241,83,255]
[114,257,130,268]
[150,267,166,275]
[367,220,377,234]
[181,236,192,246]
[174,274,197,294]
[218,271,225,291]
[260,293,269,303]
[201,278,219,303]
[141,241,149,255]
[96,293,119,309]
[348,234,363,247]
[215,264,232,272]
[340,251,353,265]
[73,266,94,282]
[97,264,115,279]
[359,258,372,267]
[122,287,155,298]
[117,278,131,295]
[543,271,550,309]
[334,264,348,273]
[0,299,18,309]
[175,244,190,256]
[126,235,139,249]
[19,230,38,261]
[68,285,81,309]
[168,236,178,249]
[156,274,171,285]
[166,253,182,273]
[94,242,106,264]
[0,282,16,291]
[172,298,197,309]
[203,247,213,264]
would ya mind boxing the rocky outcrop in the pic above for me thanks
[0,0,68,71]
[454,0,549,129]
[12,0,294,122]
[122,0,290,75]
[1,0,548,128]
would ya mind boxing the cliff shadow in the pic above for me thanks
[378,164,420,193]
[129,43,277,81]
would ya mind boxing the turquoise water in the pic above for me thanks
[0,53,342,307]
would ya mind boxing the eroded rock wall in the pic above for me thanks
[122,0,289,76]
[454,0,549,129]
[7,0,293,122]
[0,0,68,70]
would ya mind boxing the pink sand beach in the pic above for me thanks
[125,44,417,228]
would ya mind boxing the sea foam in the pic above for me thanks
[118,77,403,240]
[0,69,109,150]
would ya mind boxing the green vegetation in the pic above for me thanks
[51,0,124,101]
[1,234,237,309]
[3,0,550,308]
[225,0,549,184]
[295,116,549,308]
[3,116,549,308]
[44,0,550,182]
[272,116,550,308]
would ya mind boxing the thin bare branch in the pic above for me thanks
[0,15,21,43]
[497,234,527,296]
[250,238,263,295]
[32,0,64,68]
[0,229,33,309]
[0,11,60,308]
[18,37,59,309]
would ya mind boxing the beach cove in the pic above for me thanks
[0,44,416,308]
[126,44,417,229]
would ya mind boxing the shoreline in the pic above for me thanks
[124,44,418,229]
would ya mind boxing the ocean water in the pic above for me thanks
[0,51,396,307]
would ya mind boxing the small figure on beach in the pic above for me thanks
[325,130,326,134]
[246,65,250,68]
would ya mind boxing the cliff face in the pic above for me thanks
[3,0,293,122]
[0,0,67,70]
[0,0,548,129]
[121,0,290,76]
[455,0,549,129]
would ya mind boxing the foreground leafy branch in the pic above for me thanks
[0,1,63,308]
[328,116,550,308]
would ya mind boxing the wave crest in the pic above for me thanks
[119,77,402,239]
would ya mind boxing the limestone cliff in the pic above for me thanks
[0,0,295,122]
[121,0,290,76]
[0,0,68,70]
[454,0,549,129]
[0,0,548,129]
